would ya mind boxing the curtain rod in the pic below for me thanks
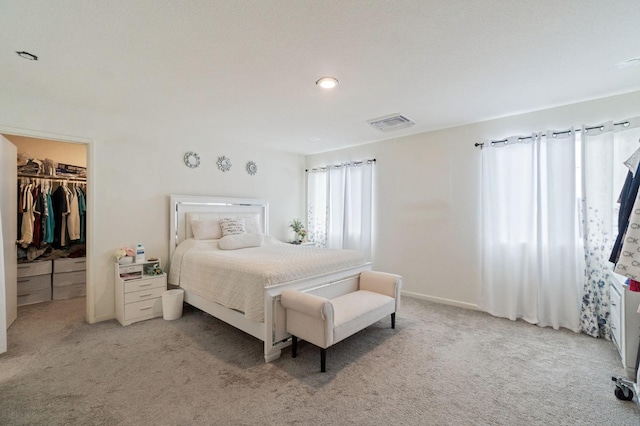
[305,158,376,173]
[474,121,631,149]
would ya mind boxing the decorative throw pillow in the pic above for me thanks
[191,220,222,240]
[219,218,245,236]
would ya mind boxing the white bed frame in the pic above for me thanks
[169,195,372,362]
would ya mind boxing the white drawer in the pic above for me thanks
[18,288,51,306]
[119,264,143,275]
[124,297,163,321]
[54,257,86,273]
[17,260,52,278]
[17,274,51,294]
[53,270,86,287]
[125,286,166,304]
[53,282,86,300]
[124,275,166,294]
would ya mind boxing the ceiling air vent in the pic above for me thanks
[367,114,415,132]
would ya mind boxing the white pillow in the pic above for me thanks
[239,215,263,234]
[218,233,265,250]
[219,218,245,236]
[191,220,222,240]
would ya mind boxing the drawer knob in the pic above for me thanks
[140,306,153,311]
[139,293,152,298]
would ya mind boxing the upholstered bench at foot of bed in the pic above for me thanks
[280,270,402,372]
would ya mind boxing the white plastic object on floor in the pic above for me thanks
[162,289,184,320]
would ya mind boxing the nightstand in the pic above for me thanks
[114,260,166,326]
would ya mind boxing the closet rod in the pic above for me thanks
[18,173,86,182]
[474,120,631,148]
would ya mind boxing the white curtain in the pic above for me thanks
[307,170,328,248]
[327,166,346,250]
[580,120,640,337]
[307,161,373,260]
[480,130,583,331]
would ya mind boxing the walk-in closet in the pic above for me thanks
[2,134,88,316]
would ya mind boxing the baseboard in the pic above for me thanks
[89,313,116,324]
[401,290,478,311]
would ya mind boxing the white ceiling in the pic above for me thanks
[2,0,640,155]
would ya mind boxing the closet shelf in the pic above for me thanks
[18,173,86,182]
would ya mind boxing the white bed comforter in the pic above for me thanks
[168,236,366,321]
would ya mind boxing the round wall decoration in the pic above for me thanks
[184,152,200,168]
[217,155,232,172]
[246,161,258,175]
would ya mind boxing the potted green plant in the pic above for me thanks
[289,219,307,244]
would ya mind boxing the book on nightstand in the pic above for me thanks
[119,272,142,281]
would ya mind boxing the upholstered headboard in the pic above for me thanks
[169,195,269,260]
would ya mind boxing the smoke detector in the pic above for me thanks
[367,114,415,132]
[617,57,640,69]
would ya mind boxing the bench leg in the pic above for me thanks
[321,348,326,373]
[391,312,396,329]
[292,336,297,358]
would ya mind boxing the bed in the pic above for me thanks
[168,195,372,362]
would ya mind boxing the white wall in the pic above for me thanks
[0,96,305,323]
[4,135,87,167]
[306,90,640,308]
[4,89,640,321]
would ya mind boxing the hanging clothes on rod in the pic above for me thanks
[17,174,87,254]
[613,191,640,279]
[17,180,34,248]
[612,142,640,278]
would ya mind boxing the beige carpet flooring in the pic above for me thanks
[1,296,639,425]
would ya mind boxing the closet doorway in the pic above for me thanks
[2,133,89,326]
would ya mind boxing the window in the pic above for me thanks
[306,161,374,260]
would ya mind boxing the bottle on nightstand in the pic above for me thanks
[135,243,146,263]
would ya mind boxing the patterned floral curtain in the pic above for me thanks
[580,123,615,338]
[307,169,328,248]
[580,120,640,338]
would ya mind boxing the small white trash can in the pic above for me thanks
[162,289,184,320]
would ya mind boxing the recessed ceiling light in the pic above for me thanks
[316,77,339,89]
[16,51,38,61]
